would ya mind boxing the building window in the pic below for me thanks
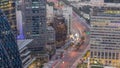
[32,9,39,13]
[98,52,100,58]
[112,53,115,59]
[91,51,93,58]
[105,52,107,59]
[101,52,104,59]
[109,52,111,59]
[116,53,119,59]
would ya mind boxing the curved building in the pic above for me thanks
[0,10,22,68]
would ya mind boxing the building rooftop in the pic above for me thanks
[17,39,33,50]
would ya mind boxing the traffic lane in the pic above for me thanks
[72,18,89,52]
[72,12,89,43]
[55,41,88,68]
[72,22,89,45]
[72,16,89,34]
[72,22,85,37]
[72,16,88,37]
[59,61,69,68]
[72,17,90,46]
[53,4,89,68]
[72,21,89,53]
[72,16,90,43]
[72,11,90,29]
[55,50,80,68]
[60,54,80,68]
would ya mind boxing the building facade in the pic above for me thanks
[21,0,47,55]
[46,26,55,48]
[90,0,120,6]
[62,6,72,35]
[0,0,17,36]
[46,4,54,25]
[53,15,67,48]
[0,9,22,68]
[17,39,36,68]
[46,26,56,58]
[90,3,120,67]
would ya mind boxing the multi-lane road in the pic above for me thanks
[44,0,90,68]
[54,9,90,68]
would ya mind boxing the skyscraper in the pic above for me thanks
[0,0,17,36]
[21,0,47,55]
[0,9,22,68]
[62,6,72,35]
[90,1,120,67]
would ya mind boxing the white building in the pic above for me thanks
[17,39,36,68]
[47,4,54,24]
[62,6,72,35]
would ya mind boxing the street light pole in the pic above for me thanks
[87,57,90,68]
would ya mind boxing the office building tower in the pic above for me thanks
[21,0,47,55]
[90,2,120,67]
[0,0,17,36]
[62,6,72,35]
[0,9,22,68]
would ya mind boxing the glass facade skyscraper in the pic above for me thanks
[0,0,17,36]
[0,9,22,68]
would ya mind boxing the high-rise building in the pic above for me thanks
[21,0,47,55]
[53,15,67,48]
[62,6,72,35]
[0,9,22,68]
[90,2,120,67]
[46,4,54,25]
[0,0,17,36]
[46,26,56,58]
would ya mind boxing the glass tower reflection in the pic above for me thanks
[0,9,22,68]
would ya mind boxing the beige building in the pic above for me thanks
[90,1,120,68]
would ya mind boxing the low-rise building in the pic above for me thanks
[17,39,36,68]
[46,26,56,59]
[47,26,55,47]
